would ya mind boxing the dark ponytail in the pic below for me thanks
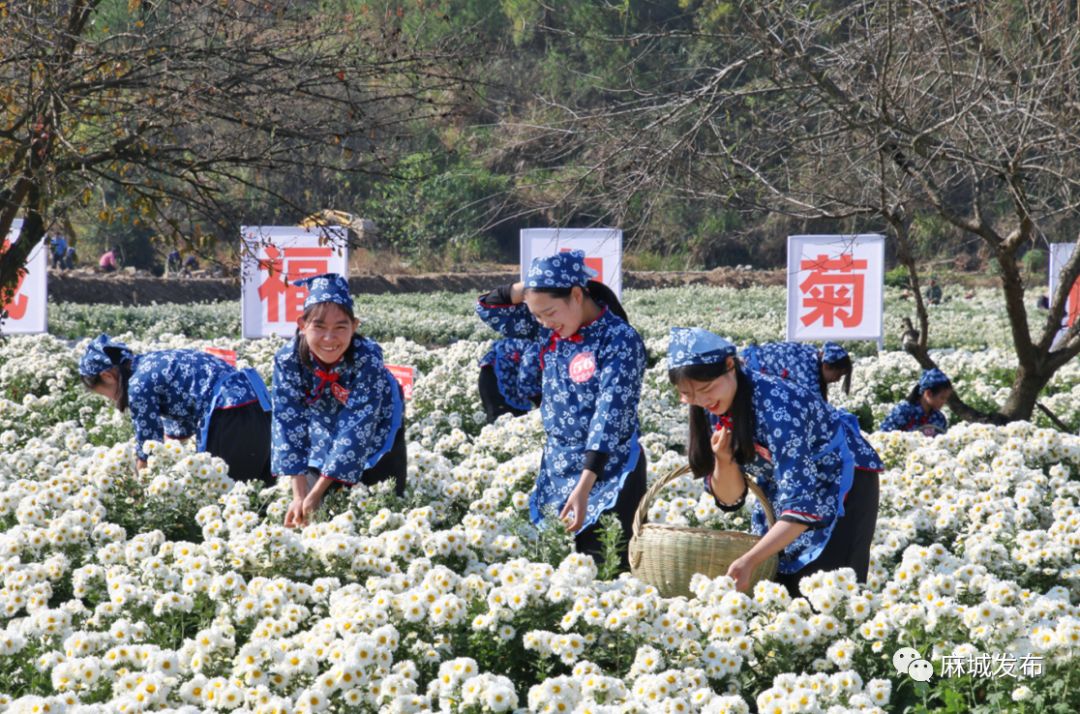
[668,361,756,479]
[820,354,853,399]
[584,280,628,323]
[526,280,629,324]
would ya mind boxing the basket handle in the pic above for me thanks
[631,463,777,540]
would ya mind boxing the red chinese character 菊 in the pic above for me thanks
[799,253,868,329]
[1,240,29,320]
[257,245,333,323]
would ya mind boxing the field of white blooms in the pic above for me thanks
[0,286,1078,713]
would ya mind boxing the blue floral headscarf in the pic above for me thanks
[821,342,849,365]
[918,368,951,393]
[79,334,134,377]
[294,273,353,313]
[667,327,736,369]
[524,250,598,290]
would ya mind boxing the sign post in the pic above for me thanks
[241,226,349,338]
[520,228,623,298]
[786,234,885,348]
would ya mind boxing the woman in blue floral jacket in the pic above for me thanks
[477,337,543,423]
[668,327,882,595]
[879,368,952,436]
[271,273,406,527]
[740,340,853,402]
[476,250,646,569]
[80,334,272,483]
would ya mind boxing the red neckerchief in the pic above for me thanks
[906,411,932,430]
[713,413,772,462]
[307,359,341,404]
[539,307,607,369]
[713,414,734,432]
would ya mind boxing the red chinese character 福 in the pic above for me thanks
[799,253,868,328]
[257,245,333,323]
[1,240,29,320]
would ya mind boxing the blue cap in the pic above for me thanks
[919,368,951,393]
[524,250,598,290]
[821,342,849,365]
[667,327,736,369]
[293,273,353,313]
[79,334,134,377]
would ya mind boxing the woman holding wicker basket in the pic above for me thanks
[666,327,883,596]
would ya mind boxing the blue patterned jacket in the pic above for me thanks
[479,337,543,411]
[127,351,262,460]
[270,336,403,484]
[476,296,645,532]
[879,401,948,436]
[708,372,882,574]
[741,342,823,397]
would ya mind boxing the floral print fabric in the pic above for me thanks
[270,336,403,485]
[476,297,645,532]
[740,342,823,397]
[708,372,883,574]
[127,351,261,460]
[479,338,543,412]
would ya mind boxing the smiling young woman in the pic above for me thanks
[667,327,883,596]
[475,250,646,571]
[270,273,407,528]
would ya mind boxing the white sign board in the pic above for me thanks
[241,226,348,338]
[786,234,884,343]
[520,228,623,298]
[2,219,48,334]
[1049,242,1080,347]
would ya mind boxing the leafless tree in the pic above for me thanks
[506,0,1080,423]
[1,0,477,306]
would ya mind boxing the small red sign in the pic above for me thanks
[386,364,415,400]
[569,352,596,383]
[331,382,350,405]
[205,348,238,367]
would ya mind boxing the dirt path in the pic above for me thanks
[48,267,787,305]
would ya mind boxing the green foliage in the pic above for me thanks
[885,265,913,289]
[1022,248,1047,277]
[362,151,509,262]
[595,514,625,581]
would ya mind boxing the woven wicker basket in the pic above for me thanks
[628,464,778,598]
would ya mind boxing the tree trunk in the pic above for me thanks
[999,363,1055,423]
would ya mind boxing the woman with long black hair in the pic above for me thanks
[476,250,646,570]
[667,327,882,595]
[80,334,272,483]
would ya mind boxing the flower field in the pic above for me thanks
[0,286,1078,713]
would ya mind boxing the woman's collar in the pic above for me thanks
[575,305,609,336]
